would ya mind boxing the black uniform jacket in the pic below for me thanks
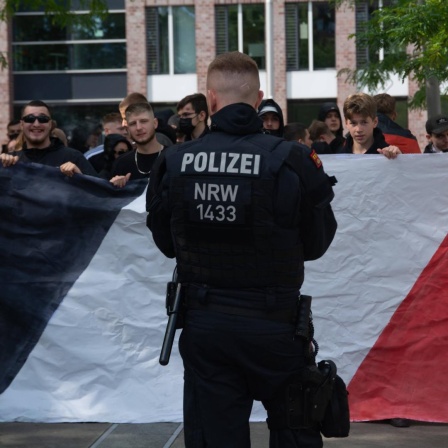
[147,103,337,268]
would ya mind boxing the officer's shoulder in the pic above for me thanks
[278,141,324,173]
[242,132,279,149]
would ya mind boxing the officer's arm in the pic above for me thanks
[287,146,337,261]
[146,153,176,258]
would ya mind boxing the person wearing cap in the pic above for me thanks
[424,114,448,153]
[258,99,285,137]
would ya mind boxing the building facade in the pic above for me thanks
[0,0,429,149]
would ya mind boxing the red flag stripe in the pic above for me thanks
[348,234,448,422]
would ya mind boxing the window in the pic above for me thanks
[14,43,126,71]
[13,14,126,41]
[356,0,399,68]
[146,6,196,75]
[285,2,335,71]
[287,99,333,126]
[12,12,126,71]
[215,4,265,70]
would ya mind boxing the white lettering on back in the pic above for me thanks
[208,184,220,201]
[194,183,206,200]
[181,152,260,175]
[240,154,253,174]
[208,152,219,172]
[194,152,207,172]
[253,154,260,175]
[194,183,239,202]
[181,153,194,171]
[227,153,240,173]
[220,184,239,202]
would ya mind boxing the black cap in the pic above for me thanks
[258,105,279,117]
[426,114,448,134]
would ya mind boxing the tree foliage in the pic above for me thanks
[333,0,448,108]
[1,0,108,69]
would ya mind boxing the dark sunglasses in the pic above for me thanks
[22,114,51,124]
[114,150,127,156]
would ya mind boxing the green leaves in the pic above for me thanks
[1,1,108,31]
[333,0,448,108]
[1,1,109,70]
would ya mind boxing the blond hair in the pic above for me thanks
[119,92,148,112]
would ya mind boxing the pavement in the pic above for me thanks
[1,420,447,447]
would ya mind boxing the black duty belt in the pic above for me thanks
[186,296,297,324]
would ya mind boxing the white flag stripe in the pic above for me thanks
[1,155,447,423]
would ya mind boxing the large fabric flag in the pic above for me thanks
[0,155,447,424]
[0,163,147,394]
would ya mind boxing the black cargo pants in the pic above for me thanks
[179,308,323,448]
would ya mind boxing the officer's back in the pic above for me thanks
[146,51,337,448]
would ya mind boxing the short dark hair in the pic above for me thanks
[373,93,396,117]
[21,100,51,118]
[284,122,308,142]
[308,120,333,141]
[177,93,209,121]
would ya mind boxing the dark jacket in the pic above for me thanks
[19,137,98,177]
[336,127,389,154]
[69,123,101,154]
[424,143,448,153]
[312,136,345,155]
[376,113,420,153]
[147,103,337,289]
[258,99,285,137]
[318,102,344,138]
[99,134,133,180]
[155,109,177,145]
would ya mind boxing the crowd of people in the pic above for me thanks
[2,89,448,182]
[1,52,446,445]
[258,93,448,156]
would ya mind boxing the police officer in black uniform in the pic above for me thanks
[147,51,337,448]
